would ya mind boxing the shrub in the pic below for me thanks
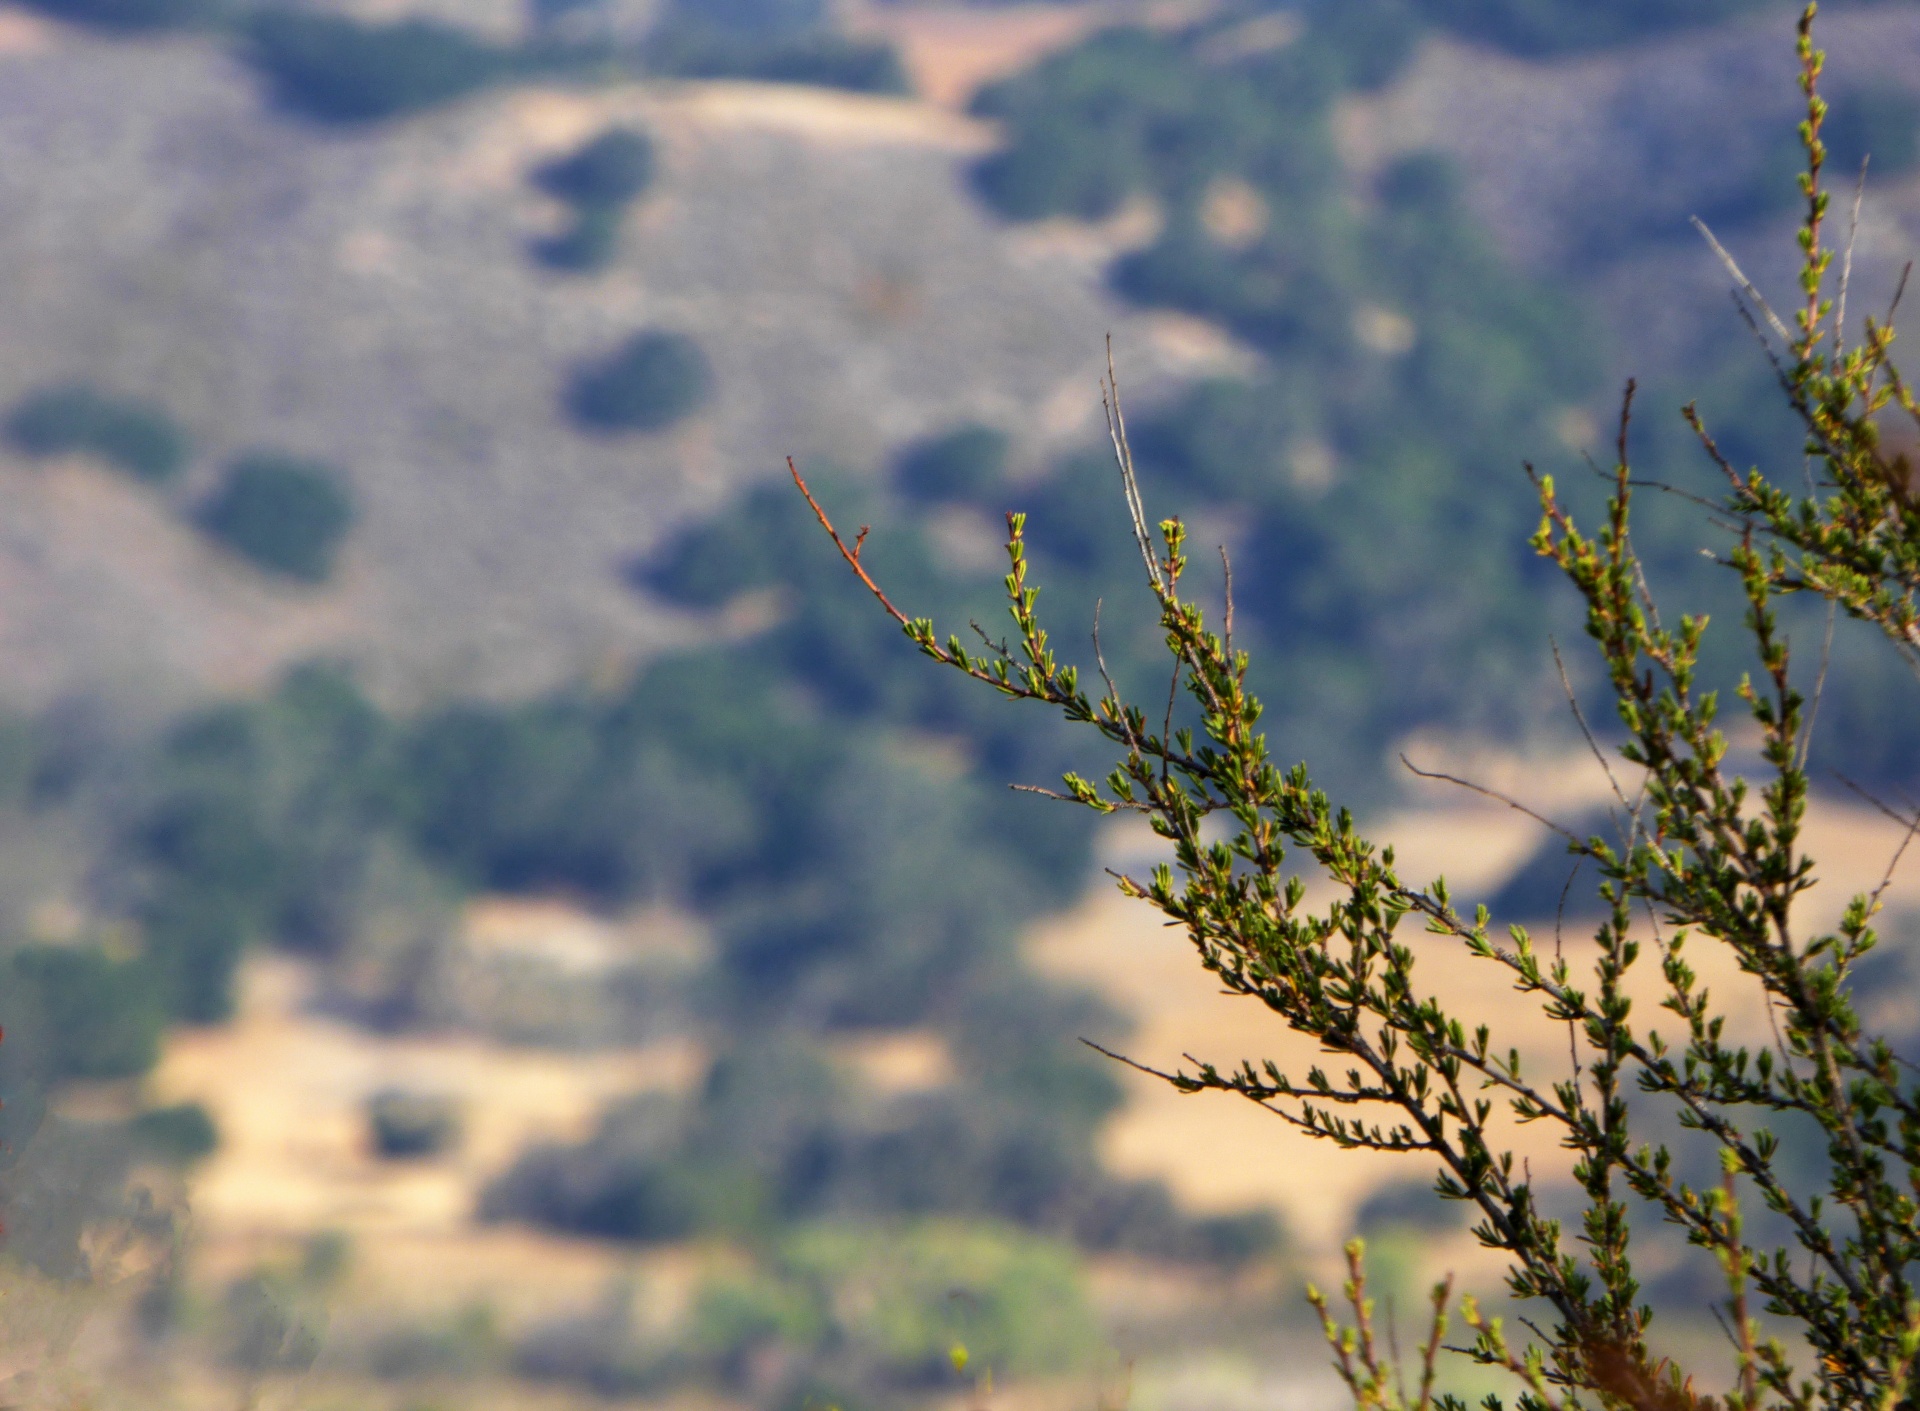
[366,1089,463,1158]
[530,128,655,274]
[533,128,655,208]
[6,384,187,482]
[660,0,826,38]
[1409,0,1779,55]
[245,13,512,125]
[14,0,217,32]
[198,454,354,583]
[130,1101,220,1165]
[894,425,1008,505]
[775,1221,1099,1381]
[792,13,1920,1406]
[141,889,249,1023]
[533,204,625,272]
[565,331,713,433]
[648,28,907,94]
[12,945,166,1080]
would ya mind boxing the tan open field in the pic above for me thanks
[150,954,704,1317]
[145,742,1920,1297]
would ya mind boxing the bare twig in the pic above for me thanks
[1102,337,1164,595]
[1693,216,1796,347]
[789,458,911,626]
[1836,157,1868,360]
[1399,755,1581,843]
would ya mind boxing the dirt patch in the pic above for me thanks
[153,954,701,1305]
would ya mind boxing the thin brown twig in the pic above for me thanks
[1552,639,1641,826]
[789,457,910,626]
[1102,337,1163,594]
[1417,1276,1454,1411]
[1399,755,1580,843]
[1799,599,1837,770]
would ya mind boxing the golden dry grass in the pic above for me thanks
[152,954,701,1311]
[1033,751,1920,1252]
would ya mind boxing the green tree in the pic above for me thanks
[245,13,510,124]
[198,453,355,583]
[531,127,655,274]
[795,10,1920,1407]
[6,384,187,483]
[565,331,713,433]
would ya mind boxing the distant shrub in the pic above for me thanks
[969,30,1222,222]
[16,0,217,32]
[6,384,188,482]
[533,206,624,272]
[141,889,249,1023]
[661,0,826,38]
[894,425,1009,504]
[566,331,713,433]
[534,127,655,207]
[131,1101,220,1165]
[367,1304,500,1379]
[245,13,512,124]
[761,1221,1099,1380]
[1408,0,1776,55]
[198,454,355,583]
[649,30,908,94]
[366,1089,463,1158]
[530,128,655,274]
[12,944,166,1080]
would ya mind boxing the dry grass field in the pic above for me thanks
[1034,750,1920,1253]
[143,745,1920,1297]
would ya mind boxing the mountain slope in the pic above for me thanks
[0,13,1238,711]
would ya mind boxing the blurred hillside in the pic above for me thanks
[0,1,1915,1409]
[0,6,1239,710]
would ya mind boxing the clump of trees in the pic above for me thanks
[13,0,219,31]
[565,331,713,433]
[482,1030,1277,1262]
[894,424,1009,506]
[796,9,1920,1408]
[20,0,908,123]
[518,1218,1098,1400]
[244,12,512,124]
[197,453,355,582]
[7,384,187,483]
[645,0,906,93]
[530,126,656,274]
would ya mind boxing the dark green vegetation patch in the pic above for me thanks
[7,384,188,483]
[10,944,166,1080]
[530,127,655,273]
[130,1101,220,1165]
[566,331,713,433]
[13,0,218,31]
[198,454,355,583]
[533,127,655,208]
[246,12,512,124]
[894,425,1009,505]
[1411,0,1791,55]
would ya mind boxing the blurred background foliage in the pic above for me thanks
[0,0,1913,1407]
